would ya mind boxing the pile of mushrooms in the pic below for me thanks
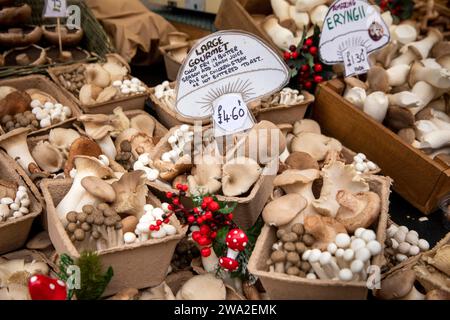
[260,87,305,109]
[160,32,192,65]
[263,0,331,50]
[153,81,176,111]
[57,55,146,106]
[384,224,430,266]
[0,87,72,133]
[0,183,30,222]
[342,23,450,162]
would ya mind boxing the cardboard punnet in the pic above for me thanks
[0,151,42,255]
[313,80,450,214]
[0,75,82,136]
[149,82,211,128]
[146,126,276,229]
[254,90,315,125]
[248,175,391,300]
[215,0,279,54]
[40,178,187,296]
[27,109,168,231]
[47,63,148,114]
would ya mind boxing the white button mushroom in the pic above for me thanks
[124,232,137,244]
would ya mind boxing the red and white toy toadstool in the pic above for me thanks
[219,228,248,272]
[28,274,67,300]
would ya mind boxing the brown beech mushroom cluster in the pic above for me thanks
[343,24,450,162]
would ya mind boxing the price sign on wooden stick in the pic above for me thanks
[176,31,289,137]
[43,0,68,56]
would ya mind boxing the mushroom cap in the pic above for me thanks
[225,229,248,251]
[177,274,226,300]
[367,65,390,93]
[96,86,118,103]
[304,215,347,250]
[376,269,416,300]
[188,155,222,196]
[81,176,116,203]
[285,151,319,170]
[73,155,114,179]
[293,119,321,135]
[262,194,307,226]
[219,257,239,272]
[0,4,32,26]
[0,26,43,47]
[222,157,261,197]
[114,128,140,152]
[385,106,415,131]
[431,41,450,60]
[64,137,102,176]
[291,132,342,161]
[273,169,321,194]
[130,114,155,137]
[78,114,115,140]
[42,25,84,47]
[48,128,80,151]
[344,77,368,90]
[31,141,64,173]
[270,250,286,263]
[335,190,381,233]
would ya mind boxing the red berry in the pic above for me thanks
[314,64,323,72]
[197,217,204,224]
[227,213,233,220]
[309,46,318,55]
[201,202,207,209]
[164,218,170,224]
[156,219,162,226]
[200,225,210,235]
[314,75,323,83]
[283,51,291,60]
[210,231,217,239]
[208,201,220,212]
[154,225,160,231]
[173,198,180,206]
[200,247,211,257]
[149,225,155,231]
[167,204,173,211]
[187,215,195,224]
[205,211,213,220]
[192,231,201,241]
[198,236,211,246]
[305,38,313,46]
[202,197,213,205]
[290,51,298,59]
[301,64,309,72]
[193,207,200,214]
[304,81,313,89]
[182,185,188,192]
[166,192,173,199]
[289,45,297,52]
[176,183,182,190]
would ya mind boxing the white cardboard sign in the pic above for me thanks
[343,45,370,76]
[43,0,68,18]
[319,0,390,69]
[212,93,254,137]
[175,31,289,122]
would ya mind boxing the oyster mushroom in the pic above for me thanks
[262,194,307,227]
[129,132,155,158]
[0,128,38,175]
[56,156,114,225]
[154,154,192,182]
[376,269,424,300]
[111,170,148,219]
[79,84,103,105]
[103,54,130,82]
[48,128,80,157]
[130,114,155,137]
[176,274,226,300]
[285,151,319,170]
[335,190,381,233]
[79,114,117,159]
[222,157,261,197]
[81,176,116,203]
[84,63,111,88]
[312,160,369,218]
[304,215,347,250]
[293,119,322,135]
[291,132,342,161]
[96,86,118,103]
[187,155,222,195]
[31,141,64,173]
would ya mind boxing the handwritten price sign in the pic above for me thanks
[343,46,370,77]
[212,93,253,137]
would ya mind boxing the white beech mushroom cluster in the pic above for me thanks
[351,153,378,174]
[161,125,194,163]
[133,153,160,182]
[0,186,30,222]
[264,0,331,50]
[124,203,177,244]
[154,81,176,111]
[262,87,305,108]
[30,99,72,128]
[385,224,430,264]
[342,22,450,162]
[76,55,146,105]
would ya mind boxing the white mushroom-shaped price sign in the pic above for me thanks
[175,31,289,137]
[319,0,390,77]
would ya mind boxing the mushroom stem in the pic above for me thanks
[95,135,117,160]
[308,249,330,280]
[0,128,38,175]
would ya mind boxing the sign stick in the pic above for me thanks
[57,17,63,54]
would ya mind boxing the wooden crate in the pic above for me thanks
[312,80,450,214]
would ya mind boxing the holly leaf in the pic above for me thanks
[217,201,237,214]
[57,254,75,300]
[213,227,230,257]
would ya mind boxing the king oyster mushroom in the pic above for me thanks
[78,114,117,159]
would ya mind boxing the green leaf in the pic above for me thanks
[74,251,114,300]
[217,201,237,214]
[57,254,75,300]
[213,227,229,257]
